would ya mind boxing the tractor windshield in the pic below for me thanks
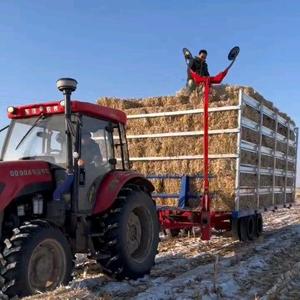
[1,115,67,166]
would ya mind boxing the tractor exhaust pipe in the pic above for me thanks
[56,78,77,173]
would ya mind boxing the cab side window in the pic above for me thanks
[81,116,114,172]
[113,124,130,170]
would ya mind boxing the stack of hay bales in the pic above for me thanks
[98,85,297,212]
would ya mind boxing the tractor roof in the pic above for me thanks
[8,100,127,125]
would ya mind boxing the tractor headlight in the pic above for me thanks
[7,106,16,114]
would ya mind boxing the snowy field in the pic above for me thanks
[27,202,300,300]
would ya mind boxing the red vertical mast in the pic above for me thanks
[188,46,239,240]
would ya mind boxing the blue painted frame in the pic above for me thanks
[147,174,214,208]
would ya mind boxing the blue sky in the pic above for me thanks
[0,1,300,183]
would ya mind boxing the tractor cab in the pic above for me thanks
[2,90,130,213]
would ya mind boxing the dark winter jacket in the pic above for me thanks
[81,140,102,166]
[188,57,210,78]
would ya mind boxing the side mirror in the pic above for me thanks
[228,46,240,61]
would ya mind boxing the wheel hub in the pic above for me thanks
[127,212,142,255]
[28,239,66,291]
[33,248,54,282]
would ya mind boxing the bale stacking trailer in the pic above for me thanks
[99,48,298,241]
[100,88,298,241]
[155,89,298,241]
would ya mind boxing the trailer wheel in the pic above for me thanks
[0,220,73,298]
[256,213,263,237]
[246,215,256,240]
[238,217,248,241]
[92,184,159,279]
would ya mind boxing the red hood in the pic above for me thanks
[0,160,52,211]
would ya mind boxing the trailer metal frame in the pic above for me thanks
[123,58,298,240]
[127,91,298,212]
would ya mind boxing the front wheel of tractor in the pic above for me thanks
[0,220,74,298]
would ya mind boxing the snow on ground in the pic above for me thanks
[27,203,300,300]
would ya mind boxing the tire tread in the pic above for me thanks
[0,220,74,298]
[91,184,158,279]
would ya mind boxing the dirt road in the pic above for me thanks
[27,203,300,300]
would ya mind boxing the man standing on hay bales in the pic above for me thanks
[177,49,210,97]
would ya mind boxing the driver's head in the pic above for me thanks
[56,132,65,144]
[81,131,92,145]
[198,49,208,61]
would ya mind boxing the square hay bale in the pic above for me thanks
[98,85,298,212]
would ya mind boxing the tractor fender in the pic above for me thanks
[92,170,154,215]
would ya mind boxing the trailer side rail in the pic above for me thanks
[123,91,298,213]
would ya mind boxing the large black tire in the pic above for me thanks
[0,220,73,298]
[238,215,256,241]
[238,217,249,242]
[255,213,263,237]
[92,184,159,279]
[246,215,256,240]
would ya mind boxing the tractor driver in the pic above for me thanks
[80,131,103,168]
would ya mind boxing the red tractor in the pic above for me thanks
[0,78,159,298]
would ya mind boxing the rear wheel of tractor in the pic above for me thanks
[93,184,159,279]
[0,220,73,298]
[256,213,263,237]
